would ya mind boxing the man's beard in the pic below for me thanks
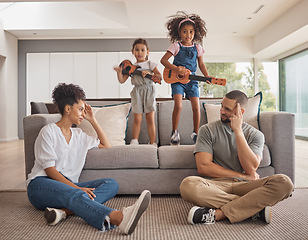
[221,116,231,124]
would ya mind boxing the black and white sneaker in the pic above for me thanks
[188,206,216,224]
[252,206,272,223]
[44,207,67,226]
[170,130,180,145]
[191,131,197,144]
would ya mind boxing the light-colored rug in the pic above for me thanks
[0,188,307,240]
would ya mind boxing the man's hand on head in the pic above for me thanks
[230,103,243,133]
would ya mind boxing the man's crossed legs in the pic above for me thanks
[180,174,293,224]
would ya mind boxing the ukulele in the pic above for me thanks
[119,60,161,84]
[163,68,226,86]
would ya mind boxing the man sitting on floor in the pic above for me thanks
[180,90,293,224]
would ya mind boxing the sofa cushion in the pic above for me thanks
[158,145,196,169]
[78,103,131,146]
[260,144,271,167]
[158,144,270,169]
[158,99,228,146]
[86,100,158,144]
[158,100,197,145]
[30,102,49,114]
[202,92,262,129]
[84,145,158,169]
[126,111,158,144]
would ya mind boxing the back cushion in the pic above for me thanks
[86,100,158,144]
[158,100,205,146]
[30,102,49,114]
[126,111,158,144]
[78,103,131,146]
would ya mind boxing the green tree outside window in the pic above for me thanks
[203,62,276,111]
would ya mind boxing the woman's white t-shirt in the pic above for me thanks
[26,123,99,185]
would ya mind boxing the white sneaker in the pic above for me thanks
[44,207,67,226]
[170,130,180,145]
[148,142,157,147]
[119,190,151,235]
[130,139,139,145]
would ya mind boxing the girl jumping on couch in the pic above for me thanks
[26,83,151,235]
[161,11,210,145]
[114,38,162,146]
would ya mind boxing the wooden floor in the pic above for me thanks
[0,139,307,190]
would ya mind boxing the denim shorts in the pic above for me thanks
[171,80,199,99]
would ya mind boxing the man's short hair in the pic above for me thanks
[225,90,248,108]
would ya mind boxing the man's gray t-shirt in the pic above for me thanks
[194,121,265,173]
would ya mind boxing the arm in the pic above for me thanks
[141,66,162,84]
[83,103,111,149]
[231,104,261,175]
[151,66,162,80]
[45,167,96,200]
[197,55,209,77]
[113,66,129,84]
[160,51,187,75]
[195,152,252,179]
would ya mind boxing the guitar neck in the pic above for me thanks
[189,75,213,82]
[133,69,153,80]
[189,74,226,86]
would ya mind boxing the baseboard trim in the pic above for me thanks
[0,137,19,142]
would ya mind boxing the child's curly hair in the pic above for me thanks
[52,83,86,115]
[166,11,207,44]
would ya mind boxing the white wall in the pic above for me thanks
[26,51,171,115]
[254,0,308,59]
[0,19,18,142]
[204,36,253,62]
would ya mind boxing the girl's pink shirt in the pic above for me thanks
[167,42,205,57]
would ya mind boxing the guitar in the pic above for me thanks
[163,68,226,86]
[119,60,161,84]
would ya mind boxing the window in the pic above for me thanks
[201,62,253,98]
[259,61,278,111]
[202,62,278,111]
[279,49,308,139]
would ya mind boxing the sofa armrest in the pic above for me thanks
[259,111,295,182]
[23,114,61,177]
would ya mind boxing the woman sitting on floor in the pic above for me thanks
[26,83,150,235]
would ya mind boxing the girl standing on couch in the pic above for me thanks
[114,38,162,146]
[26,83,151,235]
[161,11,210,145]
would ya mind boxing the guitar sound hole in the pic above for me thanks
[177,74,185,80]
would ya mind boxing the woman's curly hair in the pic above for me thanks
[166,11,207,44]
[52,83,86,115]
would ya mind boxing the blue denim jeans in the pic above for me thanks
[27,176,119,231]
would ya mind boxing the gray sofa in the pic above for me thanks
[23,99,295,194]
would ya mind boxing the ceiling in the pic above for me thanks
[0,0,307,59]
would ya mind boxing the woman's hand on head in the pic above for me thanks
[83,103,95,122]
